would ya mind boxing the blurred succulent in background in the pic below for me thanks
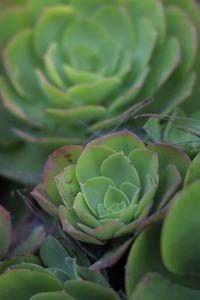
[0,0,200,184]
[31,130,190,269]
[143,108,200,157]
[126,154,200,299]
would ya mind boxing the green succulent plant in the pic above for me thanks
[125,154,200,299]
[0,219,118,299]
[0,263,120,300]
[143,108,200,157]
[2,141,200,300]
[0,0,200,184]
[31,130,190,269]
[3,163,200,300]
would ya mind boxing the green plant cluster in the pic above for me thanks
[1,0,200,299]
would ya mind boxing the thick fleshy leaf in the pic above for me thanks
[126,216,200,300]
[4,263,55,275]
[138,37,180,98]
[162,180,200,275]
[30,291,73,300]
[43,145,83,203]
[45,106,106,123]
[143,118,162,143]
[44,43,65,88]
[78,220,123,241]
[147,143,190,178]
[109,69,150,112]
[27,0,67,23]
[55,165,79,206]
[0,269,63,300]
[4,29,44,99]
[131,273,200,300]
[62,19,108,53]
[59,206,103,245]
[63,65,101,85]
[184,153,200,186]
[163,0,200,30]
[66,44,104,74]
[135,181,156,217]
[166,6,197,74]
[68,77,121,105]
[73,192,100,228]
[125,222,169,297]
[182,61,200,112]
[153,72,196,113]
[94,6,134,50]
[34,5,75,56]
[121,182,139,202]
[154,164,182,209]
[0,76,46,127]
[104,186,129,209]
[0,256,41,274]
[101,152,140,188]
[0,8,27,52]
[81,176,115,216]
[0,106,22,147]
[31,184,58,216]
[36,69,73,108]
[129,149,159,190]
[77,266,109,287]
[130,18,157,80]
[0,206,12,259]
[128,0,166,46]
[119,203,138,223]
[76,146,115,183]
[40,236,70,272]
[88,130,145,155]
[70,0,116,15]
[65,280,120,300]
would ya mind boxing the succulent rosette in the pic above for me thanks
[0,0,200,183]
[32,130,190,251]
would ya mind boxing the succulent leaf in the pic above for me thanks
[162,180,200,276]
[0,269,63,300]
[131,273,200,300]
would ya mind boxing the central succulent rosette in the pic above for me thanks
[32,130,190,245]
